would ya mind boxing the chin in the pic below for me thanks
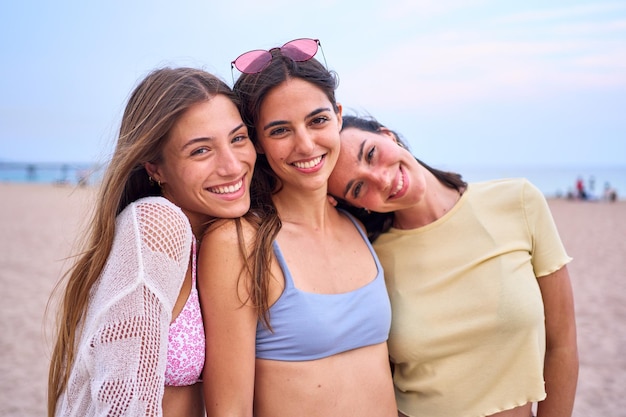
[225,199,251,218]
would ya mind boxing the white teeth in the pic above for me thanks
[293,155,322,169]
[209,179,243,194]
[391,171,404,197]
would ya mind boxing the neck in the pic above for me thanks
[393,181,463,230]
[273,187,334,230]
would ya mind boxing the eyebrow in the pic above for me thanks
[262,107,332,132]
[180,123,246,151]
[342,139,366,198]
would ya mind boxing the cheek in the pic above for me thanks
[176,163,198,180]
[360,193,380,209]
[242,144,258,165]
[172,164,207,191]
[263,144,287,164]
[324,132,341,154]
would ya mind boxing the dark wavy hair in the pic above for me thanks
[233,50,340,328]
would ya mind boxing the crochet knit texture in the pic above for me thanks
[55,197,193,416]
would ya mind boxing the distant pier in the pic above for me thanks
[0,161,103,185]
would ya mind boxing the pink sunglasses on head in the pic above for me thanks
[231,38,326,79]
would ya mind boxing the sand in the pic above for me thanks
[0,182,624,417]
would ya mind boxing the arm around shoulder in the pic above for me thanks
[198,218,258,416]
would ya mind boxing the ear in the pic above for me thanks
[336,102,343,131]
[379,127,397,142]
[144,161,163,183]
[379,128,407,150]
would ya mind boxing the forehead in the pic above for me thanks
[327,130,362,194]
[338,128,365,162]
[169,95,238,140]
[259,78,331,117]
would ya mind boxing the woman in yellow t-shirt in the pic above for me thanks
[328,114,578,417]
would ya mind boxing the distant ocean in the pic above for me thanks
[1,161,624,201]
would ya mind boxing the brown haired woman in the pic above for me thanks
[48,67,256,417]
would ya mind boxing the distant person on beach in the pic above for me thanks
[26,163,36,181]
[327,114,579,417]
[47,67,256,417]
[588,175,596,198]
[603,181,618,202]
[198,39,397,416]
[576,176,587,200]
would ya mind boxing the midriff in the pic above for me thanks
[254,343,397,417]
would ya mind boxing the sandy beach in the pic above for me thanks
[0,182,624,417]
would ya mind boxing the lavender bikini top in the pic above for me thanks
[255,211,392,361]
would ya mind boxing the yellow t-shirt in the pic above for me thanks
[374,178,572,417]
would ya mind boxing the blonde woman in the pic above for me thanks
[47,67,256,417]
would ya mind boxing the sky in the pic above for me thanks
[1,0,625,170]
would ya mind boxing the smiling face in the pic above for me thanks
[255,77,342,193]
[146,94,256,230]
[328,126,426,213]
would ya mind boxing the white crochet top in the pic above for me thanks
[55,196,193,416]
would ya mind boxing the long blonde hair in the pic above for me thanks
[47,67,237,416]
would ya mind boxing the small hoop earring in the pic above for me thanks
[148,176,162,189]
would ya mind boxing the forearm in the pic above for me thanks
[203,376,254,417]
[537,343,579,417]
[536,265,578,417]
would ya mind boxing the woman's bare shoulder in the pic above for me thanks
[201,217,257,252]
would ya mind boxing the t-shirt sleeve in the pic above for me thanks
[84,198,192,416]
[522,180,572,278]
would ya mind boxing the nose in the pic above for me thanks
[367,166,392,192]
[294,128,315,154]
[216,147,243,177]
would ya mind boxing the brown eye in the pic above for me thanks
[270,127,287,136]
[311,116,329,126]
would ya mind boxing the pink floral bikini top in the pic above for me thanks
[164,238,205,386]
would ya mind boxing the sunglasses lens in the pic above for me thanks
[233,39,321,75]
[281,38,318,62]
[234,50,272,73]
